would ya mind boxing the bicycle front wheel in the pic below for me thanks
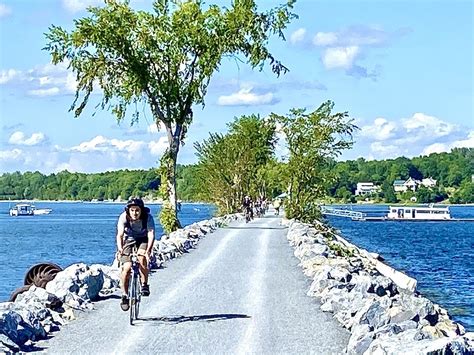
[129,273,137,325]
[134,274,140,320]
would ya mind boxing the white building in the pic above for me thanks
[421,177,437,188]
[355,182,378,196]
[393,177,419,192]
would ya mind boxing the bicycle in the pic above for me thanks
[128,246,141,325]
[245,206,252,223]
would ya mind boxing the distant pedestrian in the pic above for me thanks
[273,198,281,215]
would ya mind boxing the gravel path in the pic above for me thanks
[38,215,349,354]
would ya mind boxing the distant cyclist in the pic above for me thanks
[242,195,253,221]
[116,198,155,311]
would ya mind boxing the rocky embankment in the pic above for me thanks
[0,215,240,353]
[284,218,474,354]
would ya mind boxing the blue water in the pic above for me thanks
[0,202,215,302]
[325,205,474,331]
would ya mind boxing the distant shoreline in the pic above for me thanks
[0,199,210,205]
[1,199,473,207]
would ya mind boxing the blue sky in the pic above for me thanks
[1,0,472,174]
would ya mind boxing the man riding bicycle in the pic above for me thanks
[242,195,253,220]
[116,198,155,311]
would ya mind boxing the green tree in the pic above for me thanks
[271,101,357,223]
[381,181,398,203]
[194,115,277,214]
[44,0,297,231]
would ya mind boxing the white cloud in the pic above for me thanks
[322,46,360,69]
[421,143,449,156]
[147,122,167,133]
[9,131,46,146]
[62,0,102,13]
[306,25,406,78]
[357,113,472,160]
[290,28,306,44]
[0,148,22,162]
[370,141,400,157]
[1,134,172,174]
[422,131,474,155]
[452,131,474,148]
[1,62,79,96]
[148,137,168,156]
[217,86,276,106]
[402,112,456,137]
[313,32,338,46]
[71,135,147,155]
[0,3,12,18]
[0,69,20,84]
[314,25,392,48]
[360,117,397,140]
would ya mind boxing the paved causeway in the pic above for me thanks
[39,215,349,354]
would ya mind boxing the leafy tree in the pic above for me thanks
[194,114,277,214]
[415,187,431,204]
[44,0,297,231]
[381,181,398,203]
[450,181,474,204]
[271,101,357,222]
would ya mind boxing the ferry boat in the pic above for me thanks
[387,204,451,221]
[9,203,53,216]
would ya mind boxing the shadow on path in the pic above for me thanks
[136,313,250,325]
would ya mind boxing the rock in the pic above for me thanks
[368,333,472,354]
[285,219,472,355]
[46,263,104,307]
[0,333,20,353]
[345,324,373,354]
[435,319,465,337]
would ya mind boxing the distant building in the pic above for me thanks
[393,177,419,192]
[393,180,406,192]
[421,177,437,188]
[404,177,418,192]
[355,182,379,196]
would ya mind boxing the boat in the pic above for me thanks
[9,203,53,216]
[386,204,451,221]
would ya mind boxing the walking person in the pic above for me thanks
[273,197,281,216]
[116,198,155,311]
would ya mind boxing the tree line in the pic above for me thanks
[2,114,472,216]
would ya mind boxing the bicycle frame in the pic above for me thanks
[128,247,141,325]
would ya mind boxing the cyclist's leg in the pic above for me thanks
[120,240,135,294]
[120,241,134,311]
[120,262,132,294]
[136,239,150,296]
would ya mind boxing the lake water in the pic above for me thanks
[0,201,215,303]
[1,202,472,331]
[324,204,474,331]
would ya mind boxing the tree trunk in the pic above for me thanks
[162,120,182,231]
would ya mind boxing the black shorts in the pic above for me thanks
[120,238,148,264]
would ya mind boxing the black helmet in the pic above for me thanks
[126,197,145,211]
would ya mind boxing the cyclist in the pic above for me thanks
[116,197,155,311]
[242,195,253,221]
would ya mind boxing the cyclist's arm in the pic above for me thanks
[116,224,125,254]
[146,229,154,256]
[146,214,155,256]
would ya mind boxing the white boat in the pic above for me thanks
[9,203,53,216]
[387,204,451,221]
